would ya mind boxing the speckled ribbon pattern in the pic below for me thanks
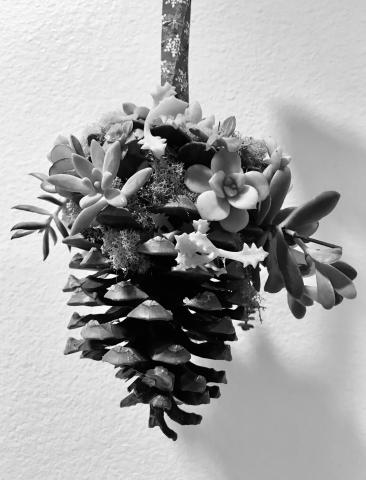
[161,0,191,102]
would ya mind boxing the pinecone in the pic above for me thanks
[62,124,261,440]
[64,242,258,440]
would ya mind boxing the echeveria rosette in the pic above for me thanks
[184,148,269,232]
[48,139,152,234]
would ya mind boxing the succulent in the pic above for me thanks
[184,149,269,232]
[47,140,152,234]
[11,83,357,440]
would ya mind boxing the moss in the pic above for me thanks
[239,137,268,171]
[127,150,197,230]
[101,228,150,273]
[62,200,81,228]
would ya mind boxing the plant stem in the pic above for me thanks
[284,229,341,249]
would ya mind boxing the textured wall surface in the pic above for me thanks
[1,1,366,479]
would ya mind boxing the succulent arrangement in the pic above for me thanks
[11,83,357,440]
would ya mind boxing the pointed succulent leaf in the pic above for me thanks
[12,204,51,215]
[49,226,57,245]
[70,134,84,156]
[90,139,105,170]
[103,141,122,178]
[47,174,92,195]
[70,198,108,235]
[264,166,292,224]
[43,229,50,260]
[72,154,93,179]
[11,229,35,239]
[11,221,46,231]
[121,167,153,199]
[62,234,96,251]
[29,172,49,182]
[38,194,63,206]
[220,116,236,136]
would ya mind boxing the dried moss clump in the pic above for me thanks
[128,152,196,229]
[239,137,267,171]
[101,228,150,273]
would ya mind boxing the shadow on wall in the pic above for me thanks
[272,102,366,246]
[182,105,366,480]
[184,334,366,480]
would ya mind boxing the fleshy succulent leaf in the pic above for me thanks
[70,198,108,235]
[184,165,212,193]
[227,185,258,210]
[281,191,340,231]
[90,140,105,170]
[196,190,230,221]
[103,141,121,179]
[219,207,249,233]
[121,167,153,199]
[72,154,93,179]
[210,149,241,175]
[47,174,92,195]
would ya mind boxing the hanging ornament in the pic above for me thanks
[11,0,357,440]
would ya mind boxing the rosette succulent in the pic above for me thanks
[184,148,269,232]
[48,140,152,234]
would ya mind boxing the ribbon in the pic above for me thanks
[161,0,191,102]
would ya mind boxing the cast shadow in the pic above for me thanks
[272,102,366,247]
[182,105,366,479]
[183,334,366,480]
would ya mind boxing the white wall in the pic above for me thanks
[1,1,366,479]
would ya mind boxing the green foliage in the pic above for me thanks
[128,151,197,229]
[101,228,150,273]
[11,195,69,259]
